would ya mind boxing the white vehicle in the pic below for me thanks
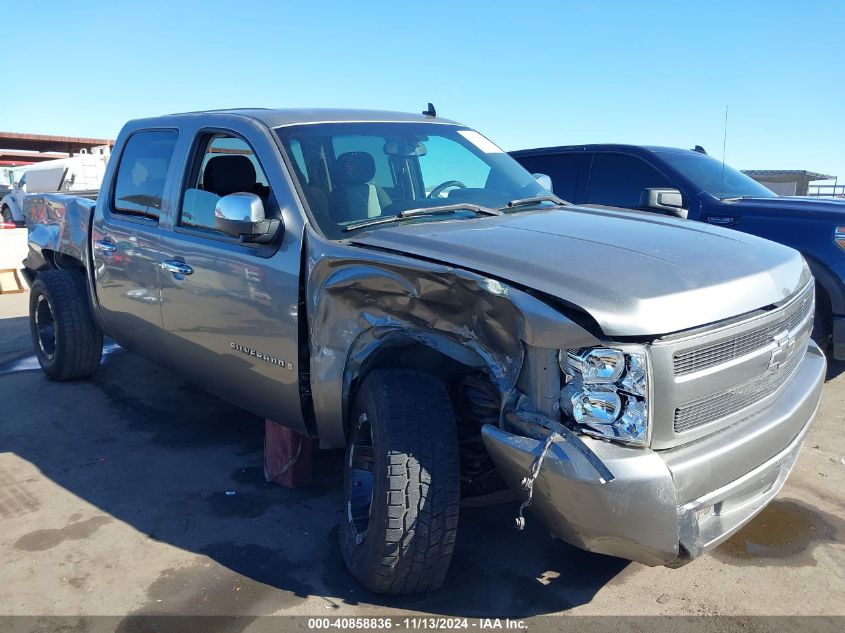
[1,148,110,224]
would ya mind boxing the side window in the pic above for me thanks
[179,133,271,232]
[112,130,177,218]
[587,153,670,208]
[513,153,579,202]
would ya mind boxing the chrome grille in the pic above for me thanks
[673,347,805,433]
[673,283,814,376]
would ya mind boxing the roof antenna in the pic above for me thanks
[693,145,707,154]
[422,102,437,117]
[719,105,729,200]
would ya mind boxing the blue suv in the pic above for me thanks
[511,144,845,360]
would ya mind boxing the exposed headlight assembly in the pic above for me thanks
[559,347,649,446]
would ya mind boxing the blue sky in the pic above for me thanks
[4,0,844,181]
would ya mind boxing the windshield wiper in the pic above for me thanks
[343,203,499,232]
[500,195,568,211]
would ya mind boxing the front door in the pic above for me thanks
[157,130,306,431]
[585,152,674,210]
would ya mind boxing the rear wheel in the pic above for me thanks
[29,269,103,380]
[340,369,460,594]
[1,205,12,223]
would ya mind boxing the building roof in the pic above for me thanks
[0,132,115,166]
[741,169,835,182]
[0,131,114,153]
[0,151,73,165]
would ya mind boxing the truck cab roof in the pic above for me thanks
[141,108,463,129]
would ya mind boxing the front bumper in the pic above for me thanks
[482,341,827,566]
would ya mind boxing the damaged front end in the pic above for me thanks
[482,303,825,567]
[482,419,680,566]
[482,343,683,567]
[306,227,825,568]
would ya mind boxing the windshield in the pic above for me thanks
[275,122,548,238]
[657,150,777,200]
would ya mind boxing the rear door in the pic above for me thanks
[91,129,178,363]
[156,121,306,431]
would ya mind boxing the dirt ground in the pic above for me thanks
[1,286,843,628]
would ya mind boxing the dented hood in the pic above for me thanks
[350,206,809,337]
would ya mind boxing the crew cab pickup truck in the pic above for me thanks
[22,109,825,594]
[510,144,845,361]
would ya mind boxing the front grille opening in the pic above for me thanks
[673,347,805,433]
[673,284,813,376]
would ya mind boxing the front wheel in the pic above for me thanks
[340,369,460,594]
[1,206,12,223]
[29,269,103,380]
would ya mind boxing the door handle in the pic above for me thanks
[94,238,117,253]
[159,260,194,276]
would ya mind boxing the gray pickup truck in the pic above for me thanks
[21,108,825,594]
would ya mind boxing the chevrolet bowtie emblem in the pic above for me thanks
[768,330,796,370]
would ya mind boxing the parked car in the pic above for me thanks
[1,149,109,224]
[22,109,824,594]
[511,144,845,361]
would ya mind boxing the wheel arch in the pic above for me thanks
[804,254,844,315]
[1,197,21,221]
[338,327,504,444]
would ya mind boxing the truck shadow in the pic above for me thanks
[826,357,845,380]
[1,342,628,619]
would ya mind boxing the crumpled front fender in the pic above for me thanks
[304,228,599,448]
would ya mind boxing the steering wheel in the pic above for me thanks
[427,180,467,199]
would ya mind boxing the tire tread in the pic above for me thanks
[341,369,460,594]
[29,269,103,381]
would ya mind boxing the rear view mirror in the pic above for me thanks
[533,173,553,192]
[642,188,687,218]
[383,139,427,157]
[215,192,282,244]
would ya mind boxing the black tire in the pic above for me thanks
[29,269,103,380]
[340,369,460,594]
[811,283,833,355]
[1,206,12,223]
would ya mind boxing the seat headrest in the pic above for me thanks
[336,152,376,185]
[203,155,257,197]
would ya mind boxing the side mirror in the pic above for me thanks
[215,192,282,244]
[642,188,687,218]
[533,173,553,193]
